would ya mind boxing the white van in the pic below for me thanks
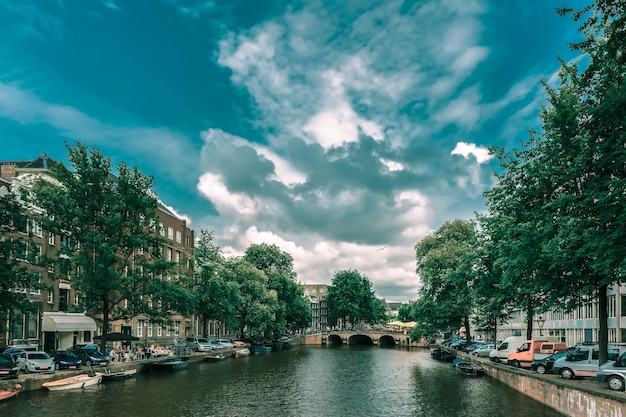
[186,337,212,352]
[489,336,526,363]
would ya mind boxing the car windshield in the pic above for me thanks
[56,351,76,359]
[29,353,49,360]
[197,338,209,344]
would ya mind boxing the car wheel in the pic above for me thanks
[560,368,574,379]
[511,360,521,368]
[536,364,547,375]
[55,363,60,370]
[473,352,479,357]
[607,376,625,391]
[85,360,93,366]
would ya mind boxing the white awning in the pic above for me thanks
[42,313,97,332]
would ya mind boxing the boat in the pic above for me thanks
[42,373,103,391]
[251,345,272,354]
[0,384,22,402]
[205,354,227,362]
[102,368,137,381]
[145,356,189,372]
[234,348,250,358]
[453,360,485,376]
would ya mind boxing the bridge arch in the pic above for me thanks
[378,334,397,347]
[347,334,374,346]
[327,334,344,346]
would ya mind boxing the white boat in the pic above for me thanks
[235,348,251,358]
[102,368,137,381]
[42,373,103,391]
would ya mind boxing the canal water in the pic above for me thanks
[2,346,564,417]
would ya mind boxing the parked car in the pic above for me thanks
[2,347,27,362]
[530,352,568,374]
[472,344,496,357]
[0,353,19,379]
[209,340,226,349]
[186,337,212,352]
[16,351,55,373]
[553,344,621,379]
[507,340,567,368]
[49,350,82,370]
[450,340,468,351]
[72,346,109,366]
[217,339,235,348]
[489,336,526,363]
[597,351,626,391]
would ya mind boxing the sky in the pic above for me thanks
[1,0,589,302]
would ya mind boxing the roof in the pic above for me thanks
[2,153,58,170]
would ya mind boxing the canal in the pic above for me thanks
[2,346,564,417]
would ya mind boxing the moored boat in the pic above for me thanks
[205,354,227,362]
[234,348,250,358]
[453,361,485,376]
[42,373,103,391]
[0,384,22,402]
[102,368,137,381]
[251,345,272,354]
[145,356,189,372]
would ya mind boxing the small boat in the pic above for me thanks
[205,354,227,362]
[102,368,138,381]
[251,345,272,354]
[0,384,22,402]
[234,348,250,358]
[454,361,485,376]
[42,373,103,391]
[146,356,189,372]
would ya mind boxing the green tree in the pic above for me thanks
[193,229,240,336]
[224,258,278,340]
[327,269,376,329]
[0,190,45,341]
[243,243,311,337]
[397,304,413,322]
[32,142,192,352]
[411,220,476,343]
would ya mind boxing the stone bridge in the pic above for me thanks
[290,331,423,347]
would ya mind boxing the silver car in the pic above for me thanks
[17,351,55,373]
[471,343,496,357]
[597,352,626,391]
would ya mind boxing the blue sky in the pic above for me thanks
[1,0,588,302]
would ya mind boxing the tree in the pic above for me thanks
[412,220,476,343]
[397,304,413,322]
[193,230,239,336]
[326,269,377,329]
[224,258,278,340]
[32,142,192,352]
[0,189,45,342]
[243,243,311,337]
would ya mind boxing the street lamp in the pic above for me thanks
[535,315,545,337]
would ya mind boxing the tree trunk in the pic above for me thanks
[526,297,533,340]
[463,315,471,343]
[598,284,609,365]
[100,296,109,353]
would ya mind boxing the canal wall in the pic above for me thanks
[459,352,625,417]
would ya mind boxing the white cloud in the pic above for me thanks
[451,141,492,163]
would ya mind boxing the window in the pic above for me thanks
[157,325,162,337]
[176,250,180,262]
[166,327,171,337]
[16,214,27,233]
[31,219,42,237]
[176,231,181,243]
[137,246,144,255]
[167,248,172,261]
[621,295,626,317]
[168,227,173,240]
[608,296,616,318]
[48,232,55,246]
[47,291,54,304]
[74,293,79,306]
[159,223,165,236]
[29,272,41,294]
[30,242,42,264]
[147,324,153,337]
[138,320,144,337]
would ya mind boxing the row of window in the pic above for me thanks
[135,319,181,338]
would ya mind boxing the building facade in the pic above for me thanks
[303,284,328,332]
[0,153,194,350]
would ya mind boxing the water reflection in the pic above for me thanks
[1,346,563,417]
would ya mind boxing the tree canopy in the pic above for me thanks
[326,269,377,329]
[32,142,192,351]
